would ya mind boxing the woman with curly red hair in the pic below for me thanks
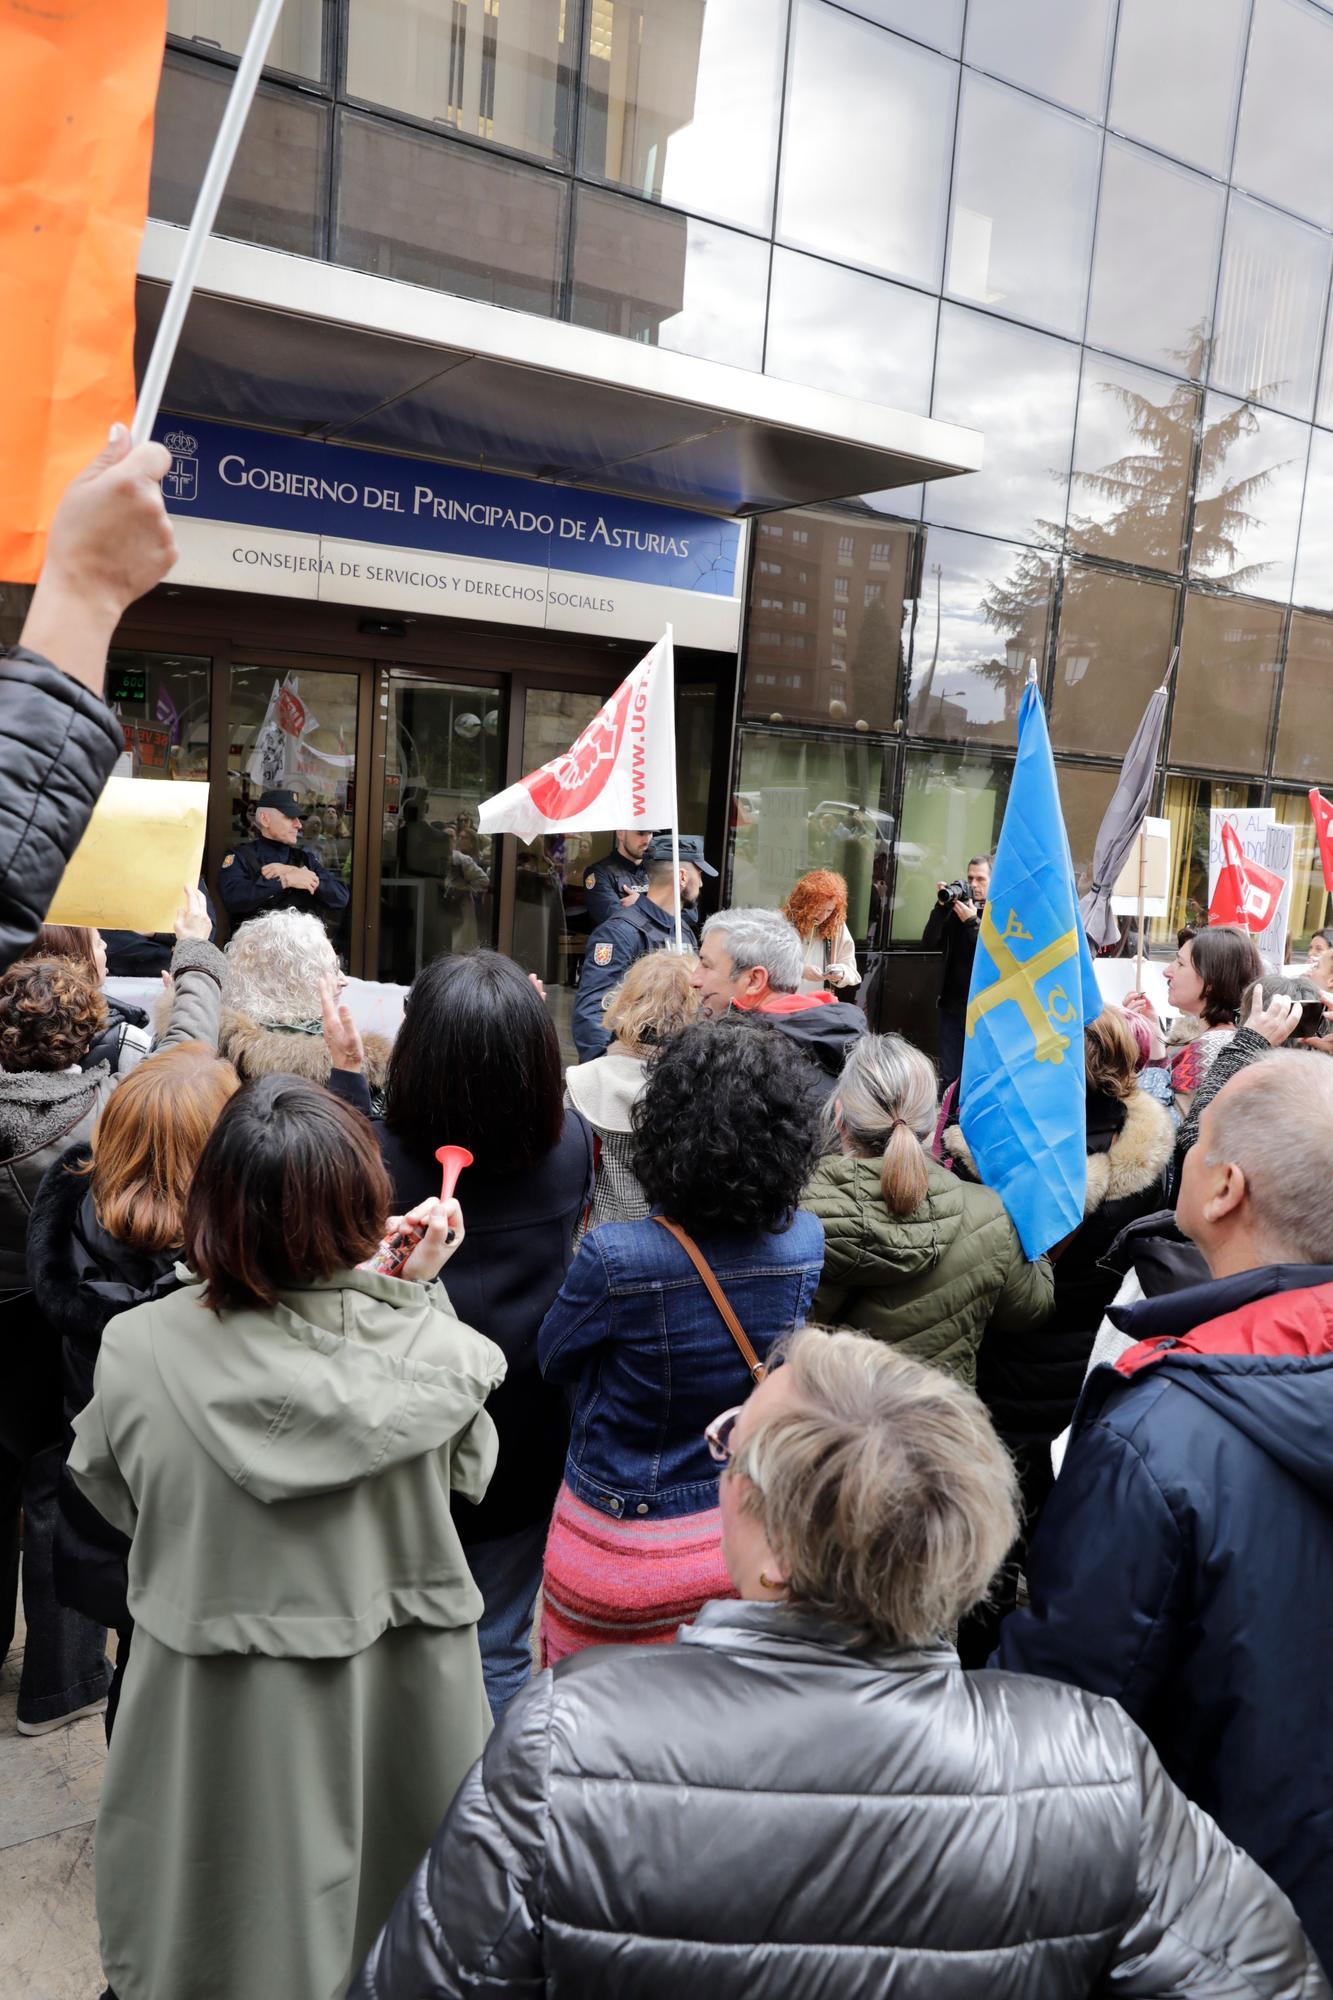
[781,870,862,997]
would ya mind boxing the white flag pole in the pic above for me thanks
[132,0,287,446]
[663,625,683,952]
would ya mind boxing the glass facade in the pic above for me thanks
[149,1,1333,980]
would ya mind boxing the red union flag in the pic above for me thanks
[479,634,676,840]
[1311,789,1333,895]
[1209,819,1284,932]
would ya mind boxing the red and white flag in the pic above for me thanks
[1209,819,1284,932]
[479,633,676,841]
[1311,788,1333,895]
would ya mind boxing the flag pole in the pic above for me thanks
[663,625,682,951]
[132,0,287,445]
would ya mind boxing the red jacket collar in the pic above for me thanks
[735,991,836,1017]
[1116,1282,1333,1378]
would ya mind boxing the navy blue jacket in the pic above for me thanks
[216,834,349,921]
[996,1264,1333,1972]
[538,1209,824,1519]
[572,896,680,1062]
[582,850,648,931]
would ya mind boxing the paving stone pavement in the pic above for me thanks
[0,1619,106,2000]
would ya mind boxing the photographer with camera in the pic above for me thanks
[921,855,991,1092]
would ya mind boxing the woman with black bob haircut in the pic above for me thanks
[536,1018,824,1663]
[322,950,593,1719]
[68,1074,505,2000]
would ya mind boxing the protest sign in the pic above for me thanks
[48,779,208,932]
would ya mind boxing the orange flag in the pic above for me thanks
[0,0,168,582]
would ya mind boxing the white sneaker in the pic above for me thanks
[16,1696,108,1736]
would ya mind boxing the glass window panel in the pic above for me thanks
[1086,140,1225,380]
[168,0,324,78]
[742,512,909,734]
[1275,611,1333,780]
[569,189,767,368]
[106,652,211,782]
[925,306,1081,546]
[346,0,574,164]
[945,74,1099,339]
[890,747,1011,942]
[379,677,502,986]
[905,526,1054,748]
[582,0,784,234]
[1069,358,1199,573]
[963,0,1116,118]
[1163,772,1264,934]
[1212,194,1331,420]
[764,249,936,413]
[1272,788,1332,947]
[1168,591,1284,774]
[1190,393,1308,602]
[1108,0,1248,177]
[778,2,956,289]
[729,734,897,949]
[227,665,359,953]
[150,51,328,257]
[836,0,964,55]
[1052,566,1179,758]
[335,110,566,314]
[1233,0,1333,232]
[1293,427,1333,611]
[1057,763,1122,896]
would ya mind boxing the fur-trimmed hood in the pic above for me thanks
[944,1085,1174,1217]
[218,1010,392,1092]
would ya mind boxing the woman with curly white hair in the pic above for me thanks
[220,911,393,1109]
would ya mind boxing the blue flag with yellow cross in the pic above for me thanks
[959,680,1103,1261]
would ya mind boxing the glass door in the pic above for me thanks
[377,673,504,984]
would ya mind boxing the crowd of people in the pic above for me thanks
[3,437,1333,1998]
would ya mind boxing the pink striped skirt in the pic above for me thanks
[540,1482,736,1666]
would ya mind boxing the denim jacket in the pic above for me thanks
[537,1209,825,1520]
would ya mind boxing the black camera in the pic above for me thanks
[937,879,969,907]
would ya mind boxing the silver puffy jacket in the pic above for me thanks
[354,1601,1328,2000]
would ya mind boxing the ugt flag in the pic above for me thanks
[1209,819,1284,933]
[0,2,168,580]
[960,681,1103,1260]
[479,633,675,840]
[1311,789,1333,896]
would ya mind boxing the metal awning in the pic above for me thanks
[136,221,982,519]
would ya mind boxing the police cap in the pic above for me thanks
[644,833,717,876]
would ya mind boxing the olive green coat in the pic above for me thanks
[805,1156,1053,1384]
[69,1266,506,2000]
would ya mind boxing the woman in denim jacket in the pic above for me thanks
[538,1018,824,1661]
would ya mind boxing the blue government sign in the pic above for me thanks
[153,417,741,598]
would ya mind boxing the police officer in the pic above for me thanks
[217,788,350,924]
[582,829,653,931]
[571,834,716,1063]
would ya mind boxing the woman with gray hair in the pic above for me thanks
[353,1326,1324,1998]
[219,910,393,1110]
[804,1033,1052,1385]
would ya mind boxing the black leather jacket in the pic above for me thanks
[353,1600,1325,1999]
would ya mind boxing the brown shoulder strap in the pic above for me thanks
[652,1216,766,1384]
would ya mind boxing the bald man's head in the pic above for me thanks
[1178,1052,1333,1272]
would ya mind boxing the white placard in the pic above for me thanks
[1109,816,1172,918]
[1094,957,1174,1019]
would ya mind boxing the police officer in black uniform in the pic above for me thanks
[582,828,653,931]
[571,834,716,1063]
[217,788,350,925]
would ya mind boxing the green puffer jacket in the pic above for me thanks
[805,1156,1054,1384]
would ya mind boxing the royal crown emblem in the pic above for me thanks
[163,429,198,457]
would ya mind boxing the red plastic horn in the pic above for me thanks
[435,1145,474,1202]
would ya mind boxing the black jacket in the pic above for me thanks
[922,897,983,1014]
[354,1600,1325,1998]
[27,1142,180,1630]
[582,850,648,931]
[326,1069,594,1541]
[216,834,349,921]
[747,991,867,1100]
[0,646,126,973]
[572,897,679,1062]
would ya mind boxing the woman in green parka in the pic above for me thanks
[70,1075,506,2000]
[804,1034,1053,1387]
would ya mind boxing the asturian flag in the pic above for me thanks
[479,633,676,840]
[960,680,1104,1260]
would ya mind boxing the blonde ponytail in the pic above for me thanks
[832,1036,937,1220]
[880,1119,930,1217]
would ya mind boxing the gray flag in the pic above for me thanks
[1078,681,1170,950]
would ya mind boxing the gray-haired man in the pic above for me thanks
[692,907,866,1099]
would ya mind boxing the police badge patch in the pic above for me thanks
[593,942,614,966]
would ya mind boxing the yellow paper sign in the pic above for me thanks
[48,778,208,932]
